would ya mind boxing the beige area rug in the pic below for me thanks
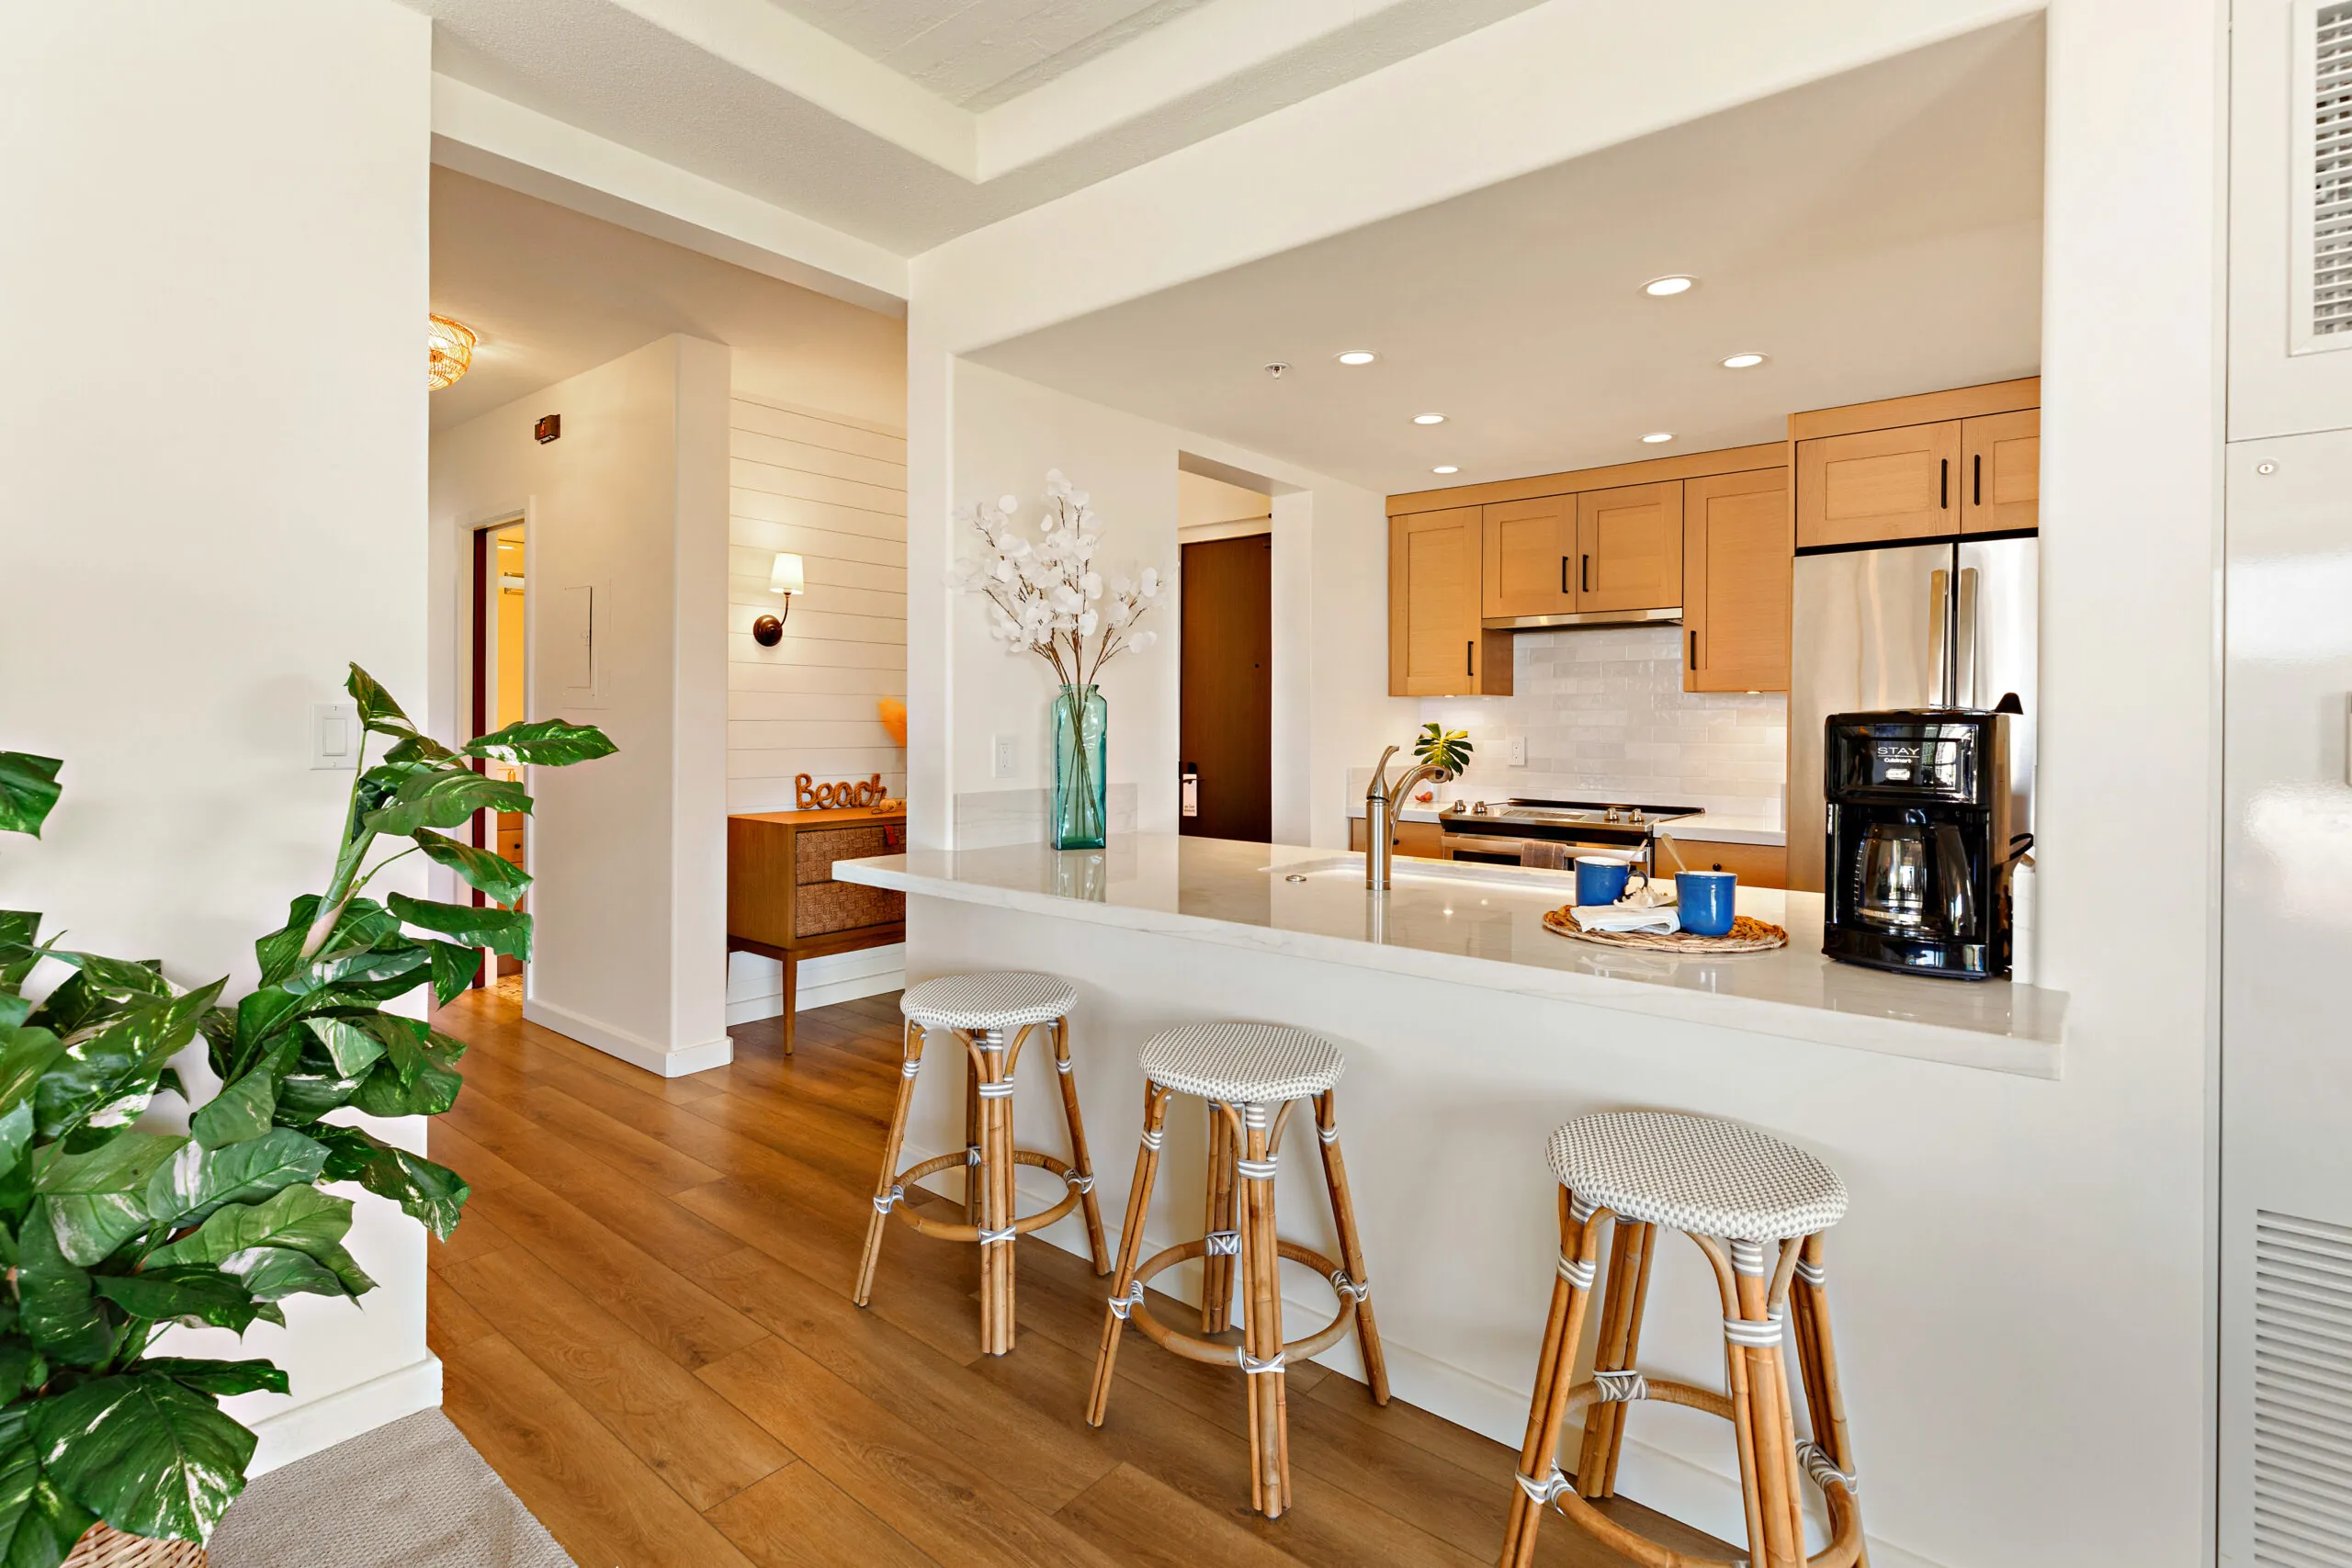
[209,1410,570,1568]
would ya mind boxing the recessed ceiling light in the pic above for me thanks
[1413,412,1446,425]
[1641,432,1674,445]
[1432,465,1460,475]
[1336,350,1377,366]
[1721,352,1768,369]
[1642,276,1696,297]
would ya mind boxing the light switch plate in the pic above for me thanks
[311,702,357,771]
[1507,736,1528,767]
[991,734,1018,780]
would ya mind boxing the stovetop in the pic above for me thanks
[1442,796,1703,833]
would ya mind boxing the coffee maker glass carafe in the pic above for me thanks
[1856,818,1930,931]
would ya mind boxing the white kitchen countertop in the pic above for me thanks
[839,834,2063,1077]
[1343,799,1784,846]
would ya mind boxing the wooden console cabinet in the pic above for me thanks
[727,807,906,1055]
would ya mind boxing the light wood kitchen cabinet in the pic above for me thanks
[1795,422,1959,547]
[1482,494,1576,619]
[1347,818,1445,860]
[1658,835,1787,890]
[1576,482,1683,612]
[1682,468,1791,693]
[1962,409,2039,534]
[1389,506,1512,696]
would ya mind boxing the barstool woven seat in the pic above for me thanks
[857,972,1110,1356]
[1136,1022,1344,1103]
[1544,1112,1847,1240]
[899,971,1079,1031]
[1089,1021,1386,1521]
[1501,1112,1866,1568]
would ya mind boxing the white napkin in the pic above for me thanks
[1571,905,1681,934]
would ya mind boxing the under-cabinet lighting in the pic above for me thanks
[1643,276,1696,297]
[1641,432,1675,445]
[1432,465,1460,475]
[1337,350,1378,366]
[1721,353,1768,369]
[1413,412,1446,425]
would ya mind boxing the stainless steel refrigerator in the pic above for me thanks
[1786,536,2038,891]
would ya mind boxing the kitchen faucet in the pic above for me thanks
[1364,744,1449,890]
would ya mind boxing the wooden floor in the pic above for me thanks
[425,987,1729,1568]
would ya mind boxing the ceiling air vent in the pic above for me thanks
[2254,1211,2352,1564]
[2298,2,2352,349]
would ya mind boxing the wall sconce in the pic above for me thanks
[753,552,805,647]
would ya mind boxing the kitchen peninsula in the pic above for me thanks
[838,835,2069,1559]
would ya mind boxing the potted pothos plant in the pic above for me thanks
[0,666,613,1565]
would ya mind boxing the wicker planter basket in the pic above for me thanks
[62,1523,205,1567]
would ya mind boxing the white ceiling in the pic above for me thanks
[428,168,906,432]
[402,0,1541,254]
[969,17,2047,497]
[765,0,1214,109]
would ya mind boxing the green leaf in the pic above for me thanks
[17,1201,110,1368]
[463,718,617,768]
[216,1247,350,1303]
[0,1027,63,1125]
[267,1066,365,1126]
[143,1129,327,1230]
[411,829,531,904]
[0,1431,96,1568]
[29,1373,256,1542]
[311,1126,470,1241]
[345,664,414,738]
[34,1134,187,1265]
[36,981,224,1144]
[385,894,530,961]
[360,773,528,838]
[92,1268,266,1332]
[0,1103,34,1184]
[300,1018,384,1078]
[351,1055,462,1118]
[0,1344,39,1404]
[380,732,459,767]
[424,942,480,1008]
[0,756,62,840]
[149,1185,355,1277]
[136,1358,288,1398]
[189,1068,275,1149]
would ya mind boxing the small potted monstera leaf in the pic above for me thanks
[0,666,613,1565]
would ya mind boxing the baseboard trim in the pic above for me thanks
[521,998,733,1077]
[244,1354,443,1477]
[902,1141,1944,1568]
[725,957,906,1025]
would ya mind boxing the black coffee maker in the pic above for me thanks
[1822,710,2029,980]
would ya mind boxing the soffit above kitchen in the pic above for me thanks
[966,15,2045,498]
[401,0,1544,254]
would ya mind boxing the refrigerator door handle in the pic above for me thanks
[1955,567,1981,709]
[1928,568,1951,706]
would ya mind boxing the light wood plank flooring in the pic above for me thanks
[426,988,1728,1567]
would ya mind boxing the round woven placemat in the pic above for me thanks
[1543,906,1789,953]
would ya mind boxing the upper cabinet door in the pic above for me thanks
[1683,468,1792,694]
[1390,507,1508,696]
[1575,481,1684,612]
[1962,409,2040,534]
[1482,494,1576,618]
[1796,422,1960,547]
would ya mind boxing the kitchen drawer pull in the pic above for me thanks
[1466,639,1474,677]
[1689,630,1699,670]
[1973,453,1983,506]
[1940,457,1950,511]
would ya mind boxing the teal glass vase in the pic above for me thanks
[1051,682,1108,850]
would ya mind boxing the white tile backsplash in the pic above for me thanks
[1419,626,1787,823]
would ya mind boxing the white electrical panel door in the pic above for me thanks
[2220,430,2352,1567]
[2232,0,2352,438]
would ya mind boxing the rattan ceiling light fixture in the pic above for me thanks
[427,313,477,389]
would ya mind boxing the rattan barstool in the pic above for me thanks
[1498,1111,1866,1568]
[1085,1022,1389,1519]
[854,972,1111,1356]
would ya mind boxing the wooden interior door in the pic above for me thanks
[1682,468,1792,693]
[1389,507,1498,695]
[1179,533,1272,841]
[1575,481,1684,612]
[1962,409,2040,534]
[1482,494,1575,618]
[1796,421,1960,547]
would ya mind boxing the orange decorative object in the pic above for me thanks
[796,772,890,810]
[877,698,908,747]
[427,313,477,389]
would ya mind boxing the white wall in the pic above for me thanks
[0,0,438,1471]
[725,395,911,1022]
[428,335,735,1077]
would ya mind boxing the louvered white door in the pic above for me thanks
[2221,432,2352,1567]
[2232,0,2352,438]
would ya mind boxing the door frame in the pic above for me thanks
[467,509,530,987]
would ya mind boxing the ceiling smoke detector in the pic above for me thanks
[1263,361,1291,379]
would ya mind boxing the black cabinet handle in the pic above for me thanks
[1580,555,1591,592]
[1561,556,1569,594]
[1973,453,1983,506]
[1689,629,1699,670]
[1466,640,1474,677]
[1940,457,1950,510]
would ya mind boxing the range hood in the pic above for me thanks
[1482,606,1683,631]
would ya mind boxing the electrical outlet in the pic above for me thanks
[1507,736,1527,767]
[991,733,1018,780]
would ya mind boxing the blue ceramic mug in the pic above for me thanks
[1575,855,1638,907]
[1676,870,1737,937]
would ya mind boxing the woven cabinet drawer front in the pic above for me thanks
[795,878,903,938]
[797,824,900,885]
